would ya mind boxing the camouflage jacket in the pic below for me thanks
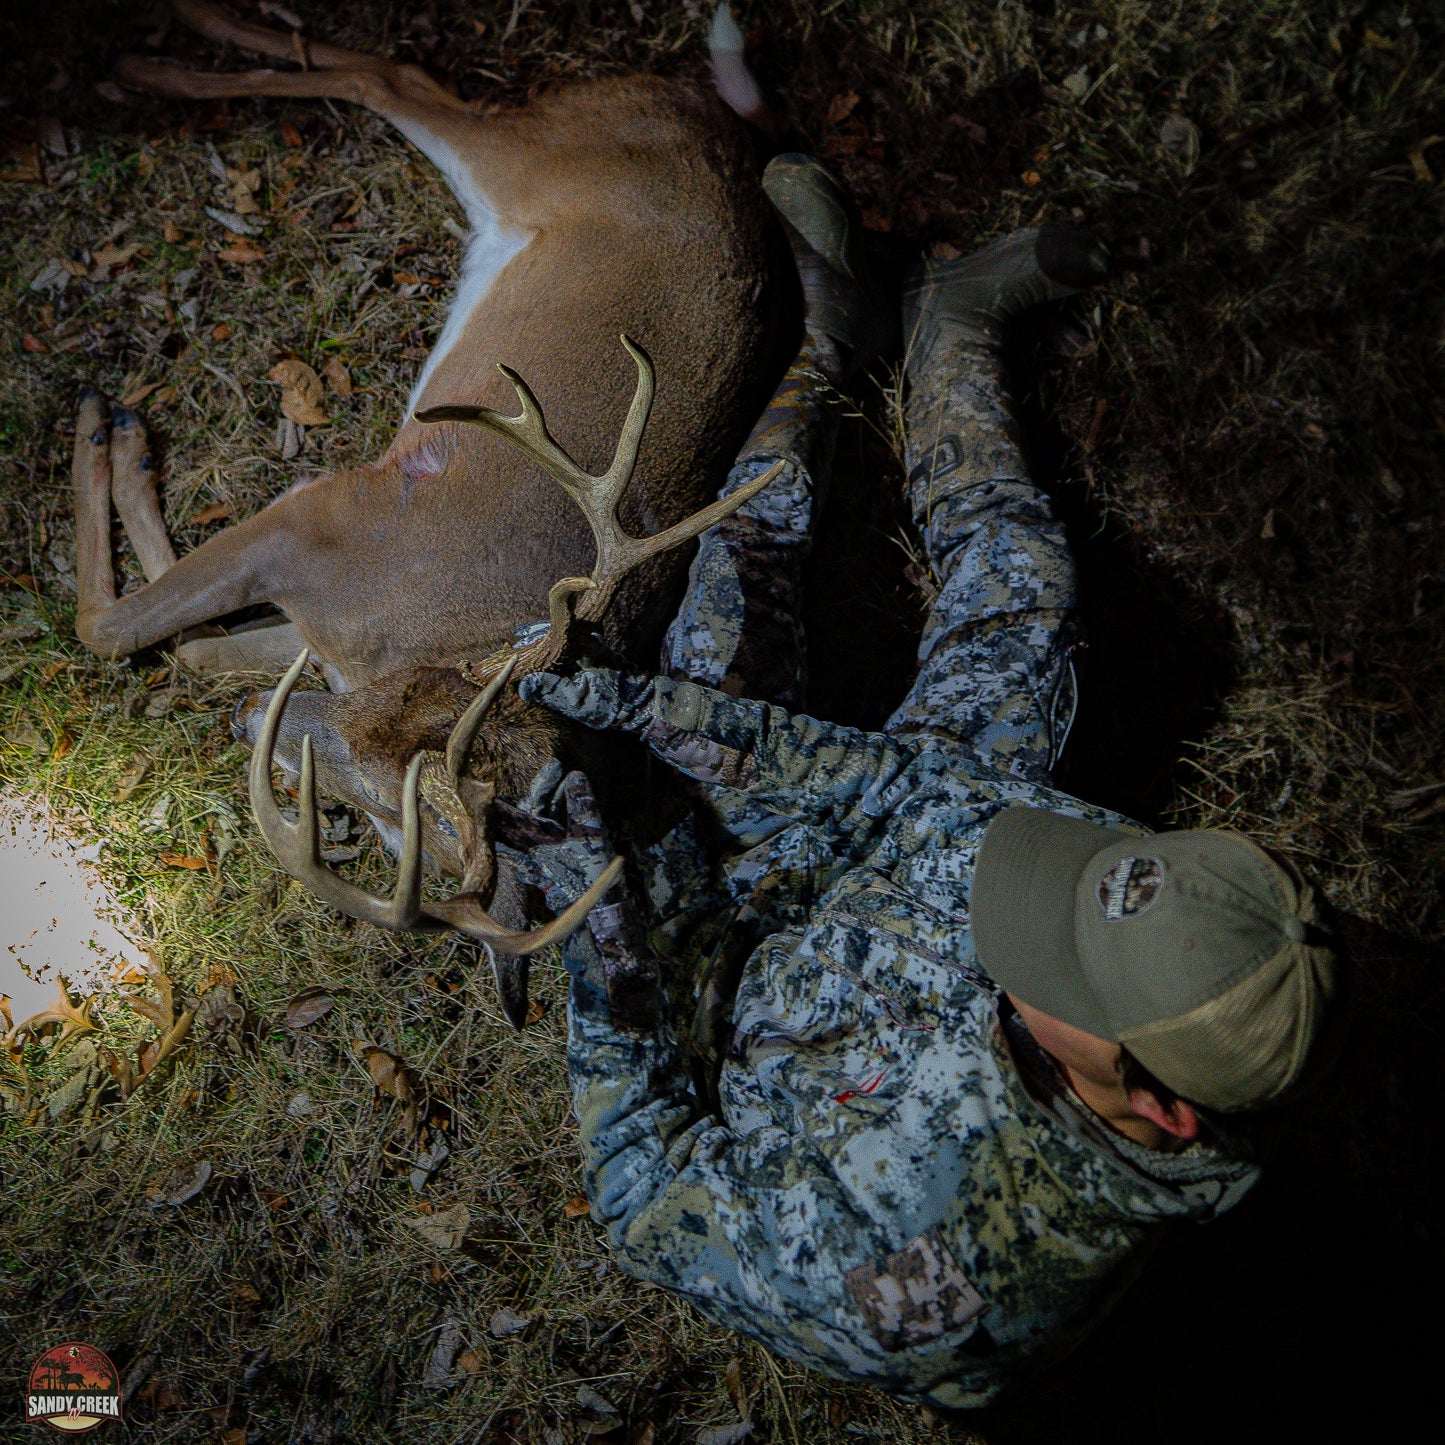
[544,671,1261,1410]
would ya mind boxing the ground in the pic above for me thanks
[1,2,1442,1442]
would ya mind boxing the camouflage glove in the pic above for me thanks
[515,759,659,1032]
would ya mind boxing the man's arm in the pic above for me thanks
[565,950,884,1374]
[521,668,918,851]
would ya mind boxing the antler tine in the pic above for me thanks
[249,648,426,930]
[446,654,517,787]
[429,855,625,955]
[416,337,784,635]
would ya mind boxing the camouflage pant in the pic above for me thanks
[663,337,1078,784]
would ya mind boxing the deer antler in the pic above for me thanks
[249,649,623,956]
[415,335,783,674]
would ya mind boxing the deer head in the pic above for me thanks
[246,337,779,1016]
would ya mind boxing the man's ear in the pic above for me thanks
[1126,1087,1201,1142]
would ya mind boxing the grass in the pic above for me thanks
[1,1,1442,1442]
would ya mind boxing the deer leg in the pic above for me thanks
[176,620,306,676]
[108,406,177,583]
[73,387,115,618]
[168,0,394,73]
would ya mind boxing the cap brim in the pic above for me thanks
[972,806,1131,1038]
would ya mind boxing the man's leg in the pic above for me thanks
[663,156,888,710]
[885,227,1109,781]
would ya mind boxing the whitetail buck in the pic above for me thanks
[76,2,791,1022]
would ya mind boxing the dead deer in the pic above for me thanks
[75,2,790,1023]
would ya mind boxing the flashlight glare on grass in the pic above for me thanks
[0,789,150,1040]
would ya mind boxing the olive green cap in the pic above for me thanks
[972,807,1345,1112]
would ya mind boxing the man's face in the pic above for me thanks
[1006,993,1123,1093]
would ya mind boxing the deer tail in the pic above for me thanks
[709,5,771,131]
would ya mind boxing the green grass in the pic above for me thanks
[1,1,1441,1441]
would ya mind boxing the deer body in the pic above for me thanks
[82,23,782,685]
[70,3,789,1025]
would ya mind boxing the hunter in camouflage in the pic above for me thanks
[516,159,1342,1409]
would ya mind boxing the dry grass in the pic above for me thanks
[1,1,1441,1442]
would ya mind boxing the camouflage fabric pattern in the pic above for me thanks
[521,335,1257,1409]
[886,339,1079,779]
[662,340,837,711]
[535,673,1260,1409]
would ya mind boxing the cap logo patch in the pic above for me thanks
[1098,856,1163,920]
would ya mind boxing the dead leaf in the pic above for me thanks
[562,1194,591,1219]
[218,239,266,265]
[92,240,143,268]
[115,745,152,803]
[525,997,545,1025]
[188,499,233,526]
[0,134,43,182]
[280,119,304,148]
[860,205,892,232]
[489,1306,531,1337]
[51,728,74,761]
[1260,508,1277,540]
[1159,112,1201,174]
[269,358,329,425]
[422,1320,463,1390]
[231,1282,261,1305]
[321,355,352,396]
[94,80,130,105]
[630,1424,656,1445]
[1021,169,1043,187]
[355,1042,416,1101]
[195,984,243,1033]
[22,333,48,353]
[159,851,210,870]
[120,379,165,407]
[228,166,262,214]
[287,986,335,1029]
[163,217,184,243]
[145,1158,212,1208]
[406,1203,470,1250]
[695,1425,751,1445]
[826,90,861,125]
[725,1358,749,1421]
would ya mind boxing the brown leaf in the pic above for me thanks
[525,997,545,1025]
[195,984,243,1033]
[356,1042,416,1101]
[145,1158,212,1207]
[113,750,151,801]
[21,333,48,353]
[0,135,43,183]
[826,90,861,125]
[120,379,165,407]
[269,357,329,425]
[92,240,143,268]
[562,1194,591,1219]
[321,355,352,396]
[231,1282,261,1305]
[280,119,304,148]
[218,239,266,265]
[188,499,233,526]
[1021,169,1043,187]
[51,728,74,760]
[286,986,336,1029]
[163,218,184,243]
[457,1349,485,1376]
[211,321,233,342]
[159,851,210,870]
[405,1202,470,1250]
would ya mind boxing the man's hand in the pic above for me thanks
[515,759,659,1032]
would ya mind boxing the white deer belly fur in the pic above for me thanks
[390,119,533,414]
